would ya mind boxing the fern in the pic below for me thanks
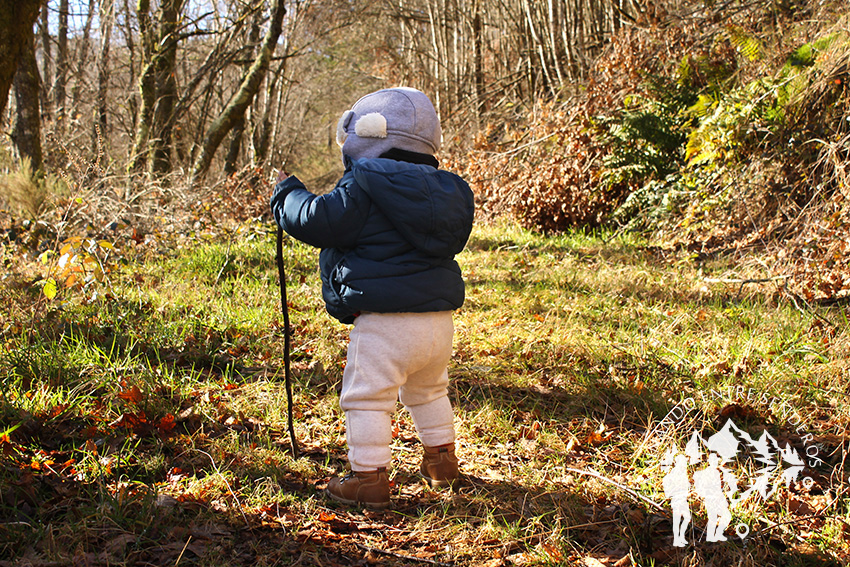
[726,25,762,62]
[600,77,695,188]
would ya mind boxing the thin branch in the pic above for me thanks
[195,449,253,530]
[564,467,667,514]
[354,543,452,567]
[703,275,790,297]
[485,132,559,156]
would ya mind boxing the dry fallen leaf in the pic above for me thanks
[106,533,136,554]
[118,384,144,404]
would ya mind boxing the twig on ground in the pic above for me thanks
[782,285,837,329]
[175,535,192,566]
[195,448,253,531]
[564,467,667,514]
[752,513,832,540]
[703,275,789,297]
[355,542,453,566]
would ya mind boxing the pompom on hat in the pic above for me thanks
[336,87,442,161]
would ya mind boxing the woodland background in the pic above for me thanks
[0,0,849,299]
[1,0,849,565]
[0,0,847,271]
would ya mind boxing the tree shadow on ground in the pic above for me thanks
[0,296,844,566]
[1,362,842,566]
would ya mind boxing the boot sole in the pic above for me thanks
[325,487,391,510]
[422,474,459,489]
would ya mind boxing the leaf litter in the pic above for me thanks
[1,215,849,565]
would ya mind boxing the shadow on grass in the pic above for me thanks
[1,359,842,566]
[0,300,843,566]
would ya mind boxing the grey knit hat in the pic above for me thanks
[336,87,442,161]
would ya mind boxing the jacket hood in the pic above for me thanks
[351,158,474,257]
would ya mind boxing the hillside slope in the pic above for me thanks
[447,0,849,304]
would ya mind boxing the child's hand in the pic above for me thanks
[271,168,294,202]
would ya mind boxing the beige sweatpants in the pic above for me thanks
[340,311,456,471]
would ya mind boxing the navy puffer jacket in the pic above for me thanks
[270,156,475,324]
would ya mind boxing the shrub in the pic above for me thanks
[0,158,55,219]
[599,76,696,189]
[445,102,623,233]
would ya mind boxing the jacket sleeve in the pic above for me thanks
[270,173,370,249]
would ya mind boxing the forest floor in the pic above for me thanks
[1,217,849,566]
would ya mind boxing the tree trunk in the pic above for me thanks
[70,0,96,112]
[0,0,43,119]
[224,12,262,176]
[38,2,52,118]
[150,0,185,175]
[128,0,154,174]
[426,0,442,116]
[121,0,138,145]
[253,58,287,168]
[12,20,43,173]
[223,115,245,176]
[472,2,484,117]
[55,0,68,127]
[94,0,113,162]
[191,0,286,181]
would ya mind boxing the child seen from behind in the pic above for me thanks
[269,87,474,509]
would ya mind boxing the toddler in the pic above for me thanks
[269,87,474,508]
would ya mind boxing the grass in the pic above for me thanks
[1,219,848,566]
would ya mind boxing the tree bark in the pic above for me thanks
[472,2,484,117]
[223,115,245,176]
[70,0,96,112]
[38,2,52,117]
[55,0,68,127]
[94,0,113,162]
[191,0,286,181]
[253,58,287,168]
[150,0,185,175]
[0,0,43,119]
[128,0,155,174]
[121,0,138,143]
[224,12,262,176]
[12,19,43,172]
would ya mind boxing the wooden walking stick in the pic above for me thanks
[276,224,300,458]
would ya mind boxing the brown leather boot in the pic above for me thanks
[421,443,459,488]
[326,468,391,509]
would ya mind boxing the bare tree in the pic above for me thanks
[70,0,97,112]
[128,0,156,174]
[191,0,286,180]
[94,0,113,161]
[224,12,263,176]
[129,0,186,175]
[150,0,185,174]
[12,17,43,172]
[367,0,636,127]
[38,2,52,118]
[55,0,68,127]
[1,0,643,188]
[0,0,43,120]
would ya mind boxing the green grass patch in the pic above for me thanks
[1,220,847,565]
